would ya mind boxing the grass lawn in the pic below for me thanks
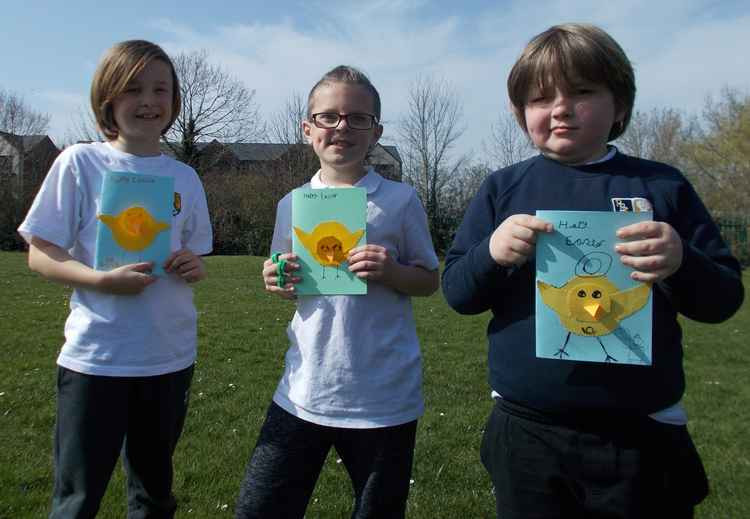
[1,252,747,518]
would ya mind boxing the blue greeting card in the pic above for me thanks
[292,187,367,295]
[94,171,174,276]
[535,210,653,365]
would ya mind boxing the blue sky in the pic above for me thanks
[3,0,749,160]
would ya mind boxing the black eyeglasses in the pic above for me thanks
[311,113,378,130]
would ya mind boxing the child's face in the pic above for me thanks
[523,79,623,165]
[302,82,383,178]
[111,59,174,156]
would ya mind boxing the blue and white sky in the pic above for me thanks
[3,0,749,159]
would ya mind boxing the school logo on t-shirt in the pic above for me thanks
[173,192,182,216]
[611,197,653,213]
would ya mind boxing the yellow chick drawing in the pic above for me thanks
[98,206,170,252]
[538,275,650,362]
[294,221,365,279]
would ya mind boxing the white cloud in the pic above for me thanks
[632,14,750,112]
[33,90,89,147]
[30,1,750,161]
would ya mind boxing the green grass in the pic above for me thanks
[1,251,747,518]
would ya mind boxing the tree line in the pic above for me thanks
[2,52,748,261]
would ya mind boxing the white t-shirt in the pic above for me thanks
[270,168,439,428]
[18,142,213,377]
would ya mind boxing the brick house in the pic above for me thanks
[162,140,403,181]
[0,131,60,248]
[0,131,59,194]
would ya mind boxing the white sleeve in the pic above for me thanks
[270,193,292,254]
[181,175,213,255]
[17,149,82,249]
[399,190,439,270]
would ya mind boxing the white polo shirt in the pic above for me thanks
[270,168,439,428]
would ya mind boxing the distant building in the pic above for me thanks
[161,140,403,181]
[0,131,60,249]
[0,131,59,196]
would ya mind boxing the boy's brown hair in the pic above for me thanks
[91,40,181,140]
[307,65,381,121]
[507,23,635,141]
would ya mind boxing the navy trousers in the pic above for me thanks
[235,402,417,519]
[49,365,193,519]
[481,397,708,519]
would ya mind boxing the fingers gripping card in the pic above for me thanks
[535,210,653,365]
[292,187,367,295]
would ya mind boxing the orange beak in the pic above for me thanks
[584,303,604,320]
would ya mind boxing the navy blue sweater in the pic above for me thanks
[442,151,744,415]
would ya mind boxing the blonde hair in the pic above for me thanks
[307,65,381,120]
[90,40,181,140]
[507,23,635,141]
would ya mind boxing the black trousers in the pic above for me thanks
[235,402,417,519]
[49,365,194,519]
[481,398,708,519]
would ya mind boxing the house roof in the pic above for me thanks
[21,135,49,151]
[162,141,401,165]
[370,144,402,165]
[221,143,292,161]
[0,131,55,152]
[380,145,402,164]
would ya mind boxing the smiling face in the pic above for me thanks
[524,79,623,165]
[302,82,383,182]
[111,58,174,156]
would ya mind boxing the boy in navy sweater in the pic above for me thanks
[442,23,743,519]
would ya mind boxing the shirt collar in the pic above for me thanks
[582,145,618,165]
[309,166,382,194]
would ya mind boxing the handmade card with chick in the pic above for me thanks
[535,210,653,365]
[292,187,367,295]
[95,171,174,276]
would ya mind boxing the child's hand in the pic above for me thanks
[165,249,206,283]
[489,214,553,267]
[347,244,395,283]
[99,262,157,294]
[263,253,300,300]
[615,221,683,282]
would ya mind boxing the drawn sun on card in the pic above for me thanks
[537,252,651,362]
[98,206,170,252]
[294,221,364,279]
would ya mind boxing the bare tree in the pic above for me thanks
[398,76,466,251]
[0,88,50,135]
[267,91,307,145]
[65,105,104,144]
[444,161,492,218]
[617,108,685,166]
[483,110,534,169]
[164,50,264,170]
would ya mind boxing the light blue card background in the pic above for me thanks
[292,187,367,295]
[535,210,653,365]
[95,171,174,276]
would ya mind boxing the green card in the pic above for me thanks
[292,187,367,295]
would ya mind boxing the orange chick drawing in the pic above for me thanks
[538,275,650,362]
[98,206,170,252]
[294,221,365,279]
